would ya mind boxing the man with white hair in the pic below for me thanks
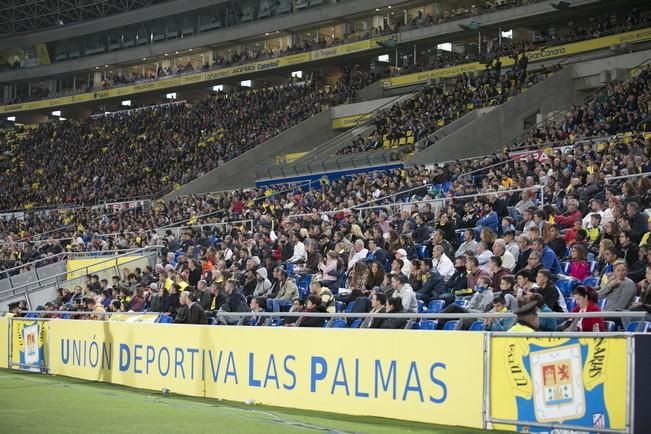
[431,245,454,281]
[492,239,516,271]
[347,239,369,270]
[394,249,411,276]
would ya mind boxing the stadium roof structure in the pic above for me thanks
[0,0,171,35]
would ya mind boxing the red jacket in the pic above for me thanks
[555,210,582,229]
[573,302,605,332]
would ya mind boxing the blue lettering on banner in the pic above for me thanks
[248,352,261,387]
[88,341,99,368]
[310,356,328,392]
[56,339,450,406]
[208,350,223,382]
[225,351,238,384]
[101,343,112,370]
[283,355,296,391]
[429,362,448,404]
[263,354,279,389]
[158,347,170,376]
[134,344,143,374]
[374,360,397,400]
[354,359,369,398]
[331,358,350,396]
[119,343,130,372]
[146,346,155,374]
[403,361,424,402]
[174,348,185,379]
[188,348,199,380]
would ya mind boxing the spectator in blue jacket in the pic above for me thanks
[474,202,499,238]
[415,258,449,303]
[533,238,562,276]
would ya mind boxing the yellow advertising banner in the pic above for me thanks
[48,321,485,428]
[0,317,8,368]
[386,26,651,88]
[331,112,374,129]
[66,256,143,279]
[489,336,628,432]
[11,318,48,371]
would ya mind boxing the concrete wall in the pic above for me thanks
[331,96,404,120]
[165,109,337,198]
[408,67,577,165]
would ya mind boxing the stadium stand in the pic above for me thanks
[3,64,650,333]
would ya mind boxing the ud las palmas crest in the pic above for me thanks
[530,344,585,423]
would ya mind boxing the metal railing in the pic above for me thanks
[7,309,649,332]
[0,245,162,306]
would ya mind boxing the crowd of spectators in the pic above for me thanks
[11,122,649,328]
[396,8,651,77]
[337,57,551,155]
[0,69,377,211]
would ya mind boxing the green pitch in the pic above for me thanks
[0,369,501,434]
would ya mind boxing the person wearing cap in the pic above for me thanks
[509,293,543,332]
[394,248,411,277]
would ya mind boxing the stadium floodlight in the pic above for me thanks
[377,54,389,63]
[166,93,177,99]
[7,116,15,122]
[121,100,131,107]
[212,85,224,92]
[437,42,452,52]
[291,70,303,79]
[501,29,513,39]
[551,1,571,10]
[240,80,252,88]
[51,110,61,117]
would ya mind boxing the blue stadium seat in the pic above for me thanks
[561,262,570,275]
[564,297,576,312]
[444,320,459,331]
[350,319,362,329]
[335,301,344,313]
[417,300,425,313]
[604,321,616,332]
[598,298,607,310]
[428,300,445,313]
[158,314,173,324]
[556,278,578,297]
[626,321,651,332]
[418,320,438,330]
[207,317,216,325]
[469,321,485,331]
[454,299,469,308]
[345,302,354,313]
[298,275,312,300]
[285,263,295,275]
[416,244,429,259]
[588,261,598,273]
[330,319,347,328]
[583,276,599,288]
[270,318,284,327]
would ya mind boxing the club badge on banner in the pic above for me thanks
[48,320,485,428]
[11,319,48,372]
[490,336,628,432]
